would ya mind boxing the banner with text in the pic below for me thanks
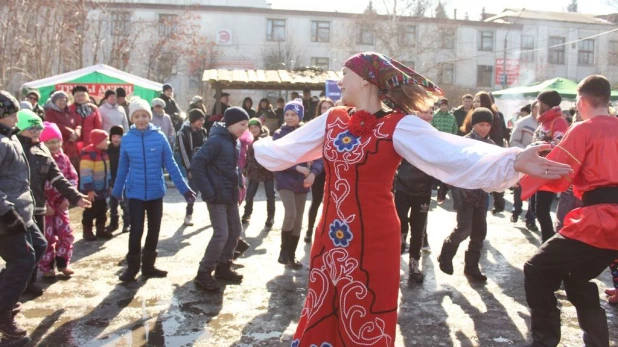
[495,58,520,86]
[55,83,135,98]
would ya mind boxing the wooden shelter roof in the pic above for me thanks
[202,69,342,90]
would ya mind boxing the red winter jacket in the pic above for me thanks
[533,107,569,146]
[69,103,102,146]
[45,107,82,169]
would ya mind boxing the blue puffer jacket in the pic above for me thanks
[272,125,323,193]
[191,122,241,205]
[113,123,189,201]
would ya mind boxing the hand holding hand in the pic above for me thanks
[303,172,316,188]
[183,190,197,204]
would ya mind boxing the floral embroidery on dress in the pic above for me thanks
[329,219,353,248]
[291,339,300,347]
[333,131,360,152]
[348,110,378,137]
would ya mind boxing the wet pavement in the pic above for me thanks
[1,188,617,346]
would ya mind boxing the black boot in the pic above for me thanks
[304,227,313,243]
[265,198,275,229]
[438,239,459,275]
[576,308,610,347]
[119,253,141,282]
[83,223,96,241]
[24,268,44,297]
[287,235,303,270]
[194,269,220,292]
[530,309,561,347]
[122,224,130,233]
[233,238,250,260]
[278,231,290,265]
[214,262,243,283]
[106,215,119,232]
[141,250,167,278]
[464,250,487,282]
[96,222,113,240]
[0,310,27,338]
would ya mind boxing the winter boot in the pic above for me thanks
[287,235,303,270]
[119,254,141,282]
[122,224,131,233]
[96,222,113,240]
[12,303,23,317]
[214,262,243,283]
[304,228,313,243]
[278,231,290,265]
[24,268,44,297]
[184,214,194,226]
[464,250,487,282]
[0,310,27,338]
[141,250,167,278]
[530,309,561,347]
[106,216,119,232]
[438,239,459,275]
[233,238,250,260]
[408,258,424,284]
[194,269,220,292]
[265,198,275,228]
[576,308,610,347]
[83,224,96,241]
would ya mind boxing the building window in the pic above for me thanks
[609,41,618,66]
[398,25,416,46]
[521,35,535,62]
[358,26,374,45]
[311,21,330,43]
[267,19,286,41]
[110,12,131,37]
[548,36,565,65]
[439,63,454,85]
[441,28,455,49]
[578,39,595,65]
[311,57,330,70]
[478,31,494,51]
[402,61,415,70]
[477,65,493,87]
[158,14,178,37]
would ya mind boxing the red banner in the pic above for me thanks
[55,83,134,98]
[495,58,520,86]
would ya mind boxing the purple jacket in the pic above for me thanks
[272,125,324,193]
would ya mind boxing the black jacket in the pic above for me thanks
[176,122,207,171]
[191,122,240,205]
[451,105,470,136]
[159,93,182,131]
[18,135,81,215]
[489,111,509,147]
[107,144,120,187]
[395,160,433,197]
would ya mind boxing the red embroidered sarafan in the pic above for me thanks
[292,107,405,347]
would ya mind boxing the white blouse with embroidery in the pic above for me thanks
[253,110,523,192]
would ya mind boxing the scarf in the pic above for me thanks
[74,103,95,119]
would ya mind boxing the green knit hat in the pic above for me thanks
[248,118,262,128]
[17,109,43,133]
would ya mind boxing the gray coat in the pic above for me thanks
[0,125,35,235]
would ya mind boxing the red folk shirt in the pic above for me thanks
[520,115,618,250]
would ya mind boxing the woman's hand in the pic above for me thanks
[304,173,315,188]
[296,166,310,176]
[514,144,573,179]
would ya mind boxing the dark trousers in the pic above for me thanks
[82,198,108,226]
[109,195,130,226]
[243,179,275,217]
[535,191,556,242]
[447,192,488,253]
[492,191,505,211]
[513,186,537,223]
[128,198,163,255]
[199,203,242,271]
[0,223,46,312]
[185,177,199,216]
[524,234,618,346]
[395,191,430,261]
[436,180,449,201]
[307,172,326,230]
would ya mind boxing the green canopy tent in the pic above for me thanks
[21,64,163,104]
[493,77,618,101]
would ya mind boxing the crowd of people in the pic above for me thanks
[0,51,617,347]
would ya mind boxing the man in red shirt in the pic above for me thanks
[521,75,618,346]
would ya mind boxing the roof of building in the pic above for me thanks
[485,8,613,25]
[202,68,342,90]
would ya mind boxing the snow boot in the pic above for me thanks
[214,262,243,283]
[265,198,275,228]
[194,269,220,292]
[287,235,303,270]
[464,250,487,282]
[24,268,44,297]
[119,254,141,282]
[96,222,113,240]
[408,258,424,284]
[278,231,290,265]
[83,224,96,241]
[141,250,167,278]
[0,310,27,338]
[438,239,459,275]
[106,216,119,232]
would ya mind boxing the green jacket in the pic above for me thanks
[431,110,458,135]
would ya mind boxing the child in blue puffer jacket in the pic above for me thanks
[113,98,196,282]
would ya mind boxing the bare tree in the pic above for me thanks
[262,32,305,70]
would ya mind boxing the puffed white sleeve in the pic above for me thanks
[253,111,327,171]
[393,115,523,192]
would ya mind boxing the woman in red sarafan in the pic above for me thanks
[254,52,570,347]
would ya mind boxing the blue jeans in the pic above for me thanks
[0,223,46,311]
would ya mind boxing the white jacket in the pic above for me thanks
[509,115,538,149]
[100,102,129,133]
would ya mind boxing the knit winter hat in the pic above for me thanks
[0,91,20,118]
[471,107,494,127]
[224,107,250,127]
[51,91,68,105]
[284,98,304,120]
[188,108,205,123]
[20,101,32,110]
[537,91,562,108]
[26,90,41,100]
[129,97,153,119]
[248,118,262,128]
[151,98,166,108]
[162,83,173,92]
[109,125,124,139]
[17,109,43,132]
[104,90,116,100]
[115,87,127,98]
[90,129,109,146]
[191,95,203,104]
[40,122,62,142]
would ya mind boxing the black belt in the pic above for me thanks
[582,187,618,207]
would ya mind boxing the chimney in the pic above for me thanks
[454,9,457,20]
